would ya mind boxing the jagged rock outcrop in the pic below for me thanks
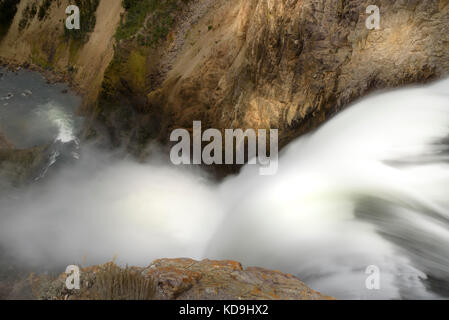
[35,259,331,300]
[144,258,330,300]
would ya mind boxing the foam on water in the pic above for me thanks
[2,76,449,299]
[0,68,81,148]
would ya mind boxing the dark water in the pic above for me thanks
[0,68,82,149]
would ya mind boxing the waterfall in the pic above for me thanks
[207,79,449,299]
[2,75,449,299]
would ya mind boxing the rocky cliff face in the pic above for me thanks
[138,0,449,148]
[0,0,122,107]
[33,259,331,300]
[1,0,448,154]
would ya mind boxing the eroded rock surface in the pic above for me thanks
[37,259,331,300]
[142,0,449,147]
[144,258,329,300]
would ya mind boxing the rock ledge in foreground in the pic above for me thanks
[38,258,332,300]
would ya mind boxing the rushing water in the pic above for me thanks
[0,68,83,179]
[1,69,449,299]
[0,68,82,147]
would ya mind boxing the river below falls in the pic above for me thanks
[1,68,449,300]
[0,68,82,148]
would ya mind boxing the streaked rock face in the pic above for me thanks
[144,0,449,148]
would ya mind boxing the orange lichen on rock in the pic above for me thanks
[37,258,333,300]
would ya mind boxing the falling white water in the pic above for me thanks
[32,102,81,181]
[207,80,449,299]
[45,105,77,144]
[1,79,449,300]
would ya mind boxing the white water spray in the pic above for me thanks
[1,79,449,299]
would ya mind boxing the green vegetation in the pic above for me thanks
[116,0,190,47]
[30,44,52,69]
[101,0,193,103]
[34,0,99,41]
[33,263,156,300]
[91,264,156,300]
[64,0,100,42]
[127,49,147,89]
[96,0,192,148]
[62,0,100,67]
[0,0,21,40]
[115,0,153,42]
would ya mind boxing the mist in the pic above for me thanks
[0,148,224,267]
[2,78,449,299]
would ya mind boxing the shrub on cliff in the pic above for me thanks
[91,264,156,300]
[116,0,191,47]
[33,263,156,300]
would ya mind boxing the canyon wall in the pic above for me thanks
[139,0,449,149]
[1,0,448,156]
[0,0,123,106]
